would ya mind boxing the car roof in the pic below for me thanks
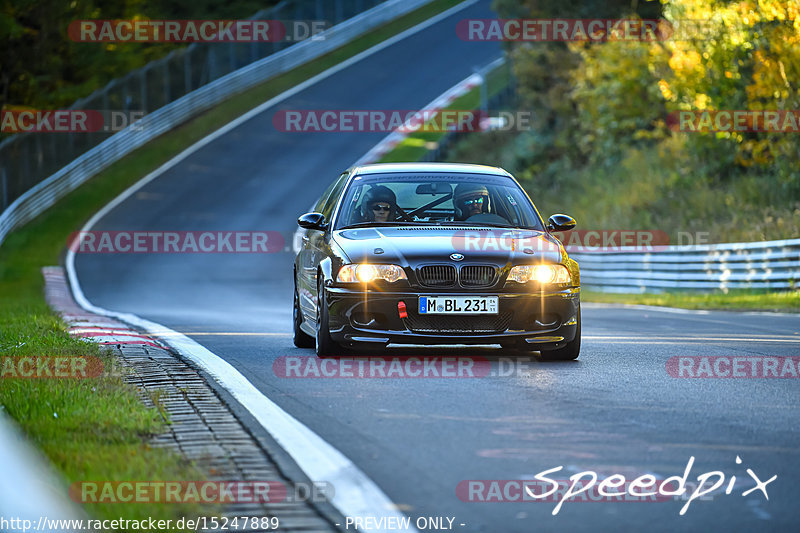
[351,162,512,177]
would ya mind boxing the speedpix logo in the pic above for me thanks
[458,456,776,516]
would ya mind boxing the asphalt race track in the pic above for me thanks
[73,1,800,531]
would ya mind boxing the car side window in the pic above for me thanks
[320,172,349,222]
[313,176,339,214]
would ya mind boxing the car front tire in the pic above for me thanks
[315,280,341,357]
[293,277,314,348]
[539,306,581,361]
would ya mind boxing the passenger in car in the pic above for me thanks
[453,184,490,220]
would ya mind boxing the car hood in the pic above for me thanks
[333,226,564,265]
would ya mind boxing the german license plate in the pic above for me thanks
[418,296,498,315]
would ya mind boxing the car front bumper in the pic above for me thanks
[324,286,580,349]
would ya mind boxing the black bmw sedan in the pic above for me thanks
[293,163,581,359]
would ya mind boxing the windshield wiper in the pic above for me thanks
[438,221,515,229]
[340,221,428,229]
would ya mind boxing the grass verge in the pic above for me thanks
[582,289,800,312]
[0,312,207,521]
[0,0,462,521]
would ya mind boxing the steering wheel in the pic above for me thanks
[465,213,510,225]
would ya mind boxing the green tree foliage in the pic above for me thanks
[0,0,276,110]
[496,0,799,204]
[449,0,798,240]
[656,0,800,190]
[494,0,666,182]
[570,39,668,165]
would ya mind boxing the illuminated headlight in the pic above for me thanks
[507,264,571,285]
[337,264,407,283]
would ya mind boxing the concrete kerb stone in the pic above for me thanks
[42,266,342,532]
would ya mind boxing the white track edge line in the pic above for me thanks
[63,1,487,528]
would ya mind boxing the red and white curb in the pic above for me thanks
[43,266,167,350]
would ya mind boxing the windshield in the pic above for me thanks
[334,172,545,230]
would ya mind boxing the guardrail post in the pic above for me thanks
[184,50,193,93]
[163,59,170,104]
[208,47,217,81]
[140,68,147,112]
[122,76,130,112]
[34,134,43,178]
[335,0,344,24]
[272,4,282,55]
[480,71,488,118]
[1,167,7,210]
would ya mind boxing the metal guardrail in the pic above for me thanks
[0,0,436,247]
[1,0,372,214]
[571,238,800,293]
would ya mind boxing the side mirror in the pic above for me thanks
[297,212,327,231]
[547,214,577,232]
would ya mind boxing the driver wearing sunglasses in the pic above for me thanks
[453,183,490,220]
[358,185,397,223]
[371,201,392,222]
